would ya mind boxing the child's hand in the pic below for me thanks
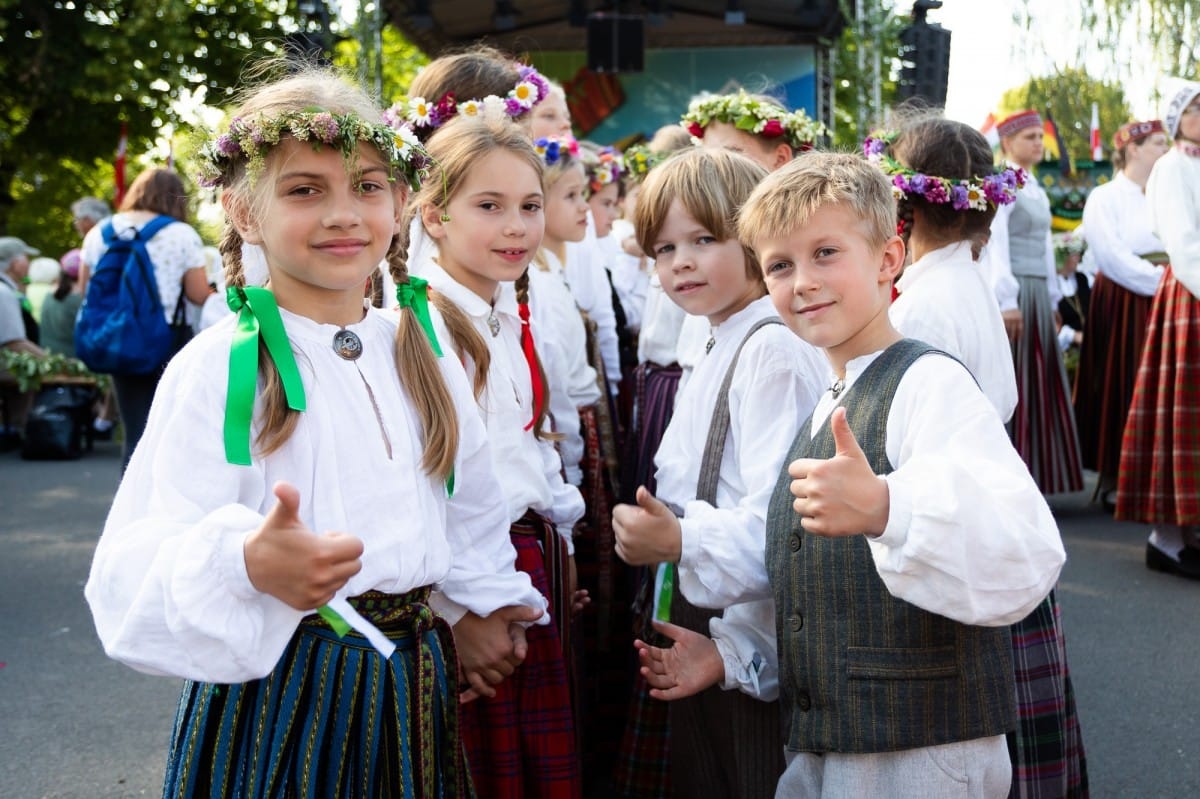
[634,620,724,701]
[788,407,889,538]
[452,605,542,702]
[613,486,682,566]
[244,481,363,610]
[568,555,590,615]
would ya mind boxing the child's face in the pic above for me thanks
[530,92,572,139]
[701,121,791,172]
[1182,100,1200,143]
[424,149,544,302]
[757,203,904,367]
[543,164,590,248]
[245,138,401,320]
[588,182,621,238]
[652,199,762,326]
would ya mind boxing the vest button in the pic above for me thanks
[790,614,803,632]
[796,691,812,711]
[790,533,801,552]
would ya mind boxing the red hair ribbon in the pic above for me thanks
[518,302,545,431]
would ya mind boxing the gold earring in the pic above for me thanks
[440,213,451,223]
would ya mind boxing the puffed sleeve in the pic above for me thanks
[1147,155,1200,299]
[711,599,779,701]
[871,355,1066,627]
[1082,190,1164,296]
[84,338,307,683]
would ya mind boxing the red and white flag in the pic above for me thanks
[980,112,1000,150]
[1090,103,1102,161]
[115,122,128,206]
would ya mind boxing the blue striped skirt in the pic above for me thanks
[163,588,473,798]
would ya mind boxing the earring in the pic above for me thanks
[440,213,451,223]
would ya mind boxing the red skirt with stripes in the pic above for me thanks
[460,518,581,799]
[1116,266,1200,524]
[1072,272,1154,485]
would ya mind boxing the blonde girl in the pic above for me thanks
[403,113,584,799]
[85,65,546,798]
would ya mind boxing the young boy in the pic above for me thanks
[638,152,1066,797]
[612,148,826,798]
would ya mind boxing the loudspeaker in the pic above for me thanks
[587,14,644,74]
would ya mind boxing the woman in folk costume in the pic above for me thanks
[871,115,1088,799]
[983,109,1085,495]
[403,113,585,799]
[1116,79,1200,580]
[84,64,548,798]
[1075,120,1170,510]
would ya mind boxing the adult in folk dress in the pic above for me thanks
[1075,120,1169,510]
[983,109,1084,495]
[1116,80,1200,579]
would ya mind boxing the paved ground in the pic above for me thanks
[1,439,1197,798]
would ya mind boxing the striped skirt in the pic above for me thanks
[459,519,581,799]
[1011,275,1085,494]
[1007,591,1089,799]
[1072,273,1153,487]
[163,588,472,799]
[1116,266,1200,525]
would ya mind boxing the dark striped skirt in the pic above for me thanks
[459,518,581,799]
[1073,273,1153,487]
[163,588,473,799]
[1007,591,1089,799]
[1116,266,1200,525]
[1011,275,1085,494]
[619,361,683,502]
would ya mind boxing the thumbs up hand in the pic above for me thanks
[244,481,364,610]
[613,486,683,566]
[787,407,890,538]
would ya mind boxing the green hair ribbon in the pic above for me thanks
[395,276,454,497]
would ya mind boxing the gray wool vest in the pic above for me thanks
[1008,187,1052,279]
[766,339,1015,754]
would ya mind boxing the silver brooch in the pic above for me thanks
[333,329,363,361]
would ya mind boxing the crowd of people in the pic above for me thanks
[1,44,1196,799]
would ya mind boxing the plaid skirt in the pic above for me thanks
[1007,591,1089,799]
[460,521,581,799]
[1011,275,1084,494]
[1116,266,1200,524]
[1073,273,1154,486]
[162,588,472,799]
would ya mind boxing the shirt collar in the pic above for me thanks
[421,259,520,320]
[896,241,973,293]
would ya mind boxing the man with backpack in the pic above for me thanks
[77,169,210,469]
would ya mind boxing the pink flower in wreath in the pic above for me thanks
[686,121,705,138]
[761,119,785,138]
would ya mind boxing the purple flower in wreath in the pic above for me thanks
[216,134,239,156]
[908,173,928,195]
[923,180,950,204]
[892,173,910,194]
[519,65,551,104]
[433,93,457,126]
[863,137,887,159]
[951,184,970,211]
[504,96,526,117]
[311,112,339,143]
[982,174,1008,205]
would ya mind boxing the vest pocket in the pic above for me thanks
[844,645,958,680]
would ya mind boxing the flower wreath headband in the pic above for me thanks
[681,90,827,151]
[534,135,581,167]
[863,131,1027,212]
[621,143,666,183]
[585,146,624,194]
[197,108,431,190]
[385,64,551,132]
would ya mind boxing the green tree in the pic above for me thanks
[829,0,906,148]
[333,13,427,108]
[998,67,1131,164]
[0,0,296,245]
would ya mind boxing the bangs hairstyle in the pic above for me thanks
[635,147,768,283]
[738,152,895,251]
[888,116,999,260]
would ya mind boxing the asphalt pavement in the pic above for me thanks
[1,439,1197,798]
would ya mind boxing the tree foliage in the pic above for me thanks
[0,0,294,245]
[999,67,1131,164]
[829,0,906,149]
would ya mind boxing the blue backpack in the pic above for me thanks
[75,215,181,375]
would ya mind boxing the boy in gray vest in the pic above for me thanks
[637,153,1066,797]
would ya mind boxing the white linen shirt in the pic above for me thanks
[565,222,622,390]
[1146,147,1200,299]
[657,296,826,699]
[528,250,602,485]
[982,175,1060,310]
[891,242,1019,423]
[84,306,546,684]
[684,347,1066,628]
[637,270,686,365]
[1081,171,1166,296]
[420,260,585,553]
[608,218,650,331]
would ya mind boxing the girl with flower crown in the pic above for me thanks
[870,114,1089,799]
[982,109,1085,497]
[84,64,548,798]
[401,113,584,799]
[1116,79,1200,581]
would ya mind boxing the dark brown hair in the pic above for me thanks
[119,168,190,222]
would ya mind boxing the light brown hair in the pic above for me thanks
[217,63,460,479]
[120,169,190,222]
[634,147,767,286]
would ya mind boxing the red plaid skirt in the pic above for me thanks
[1116,266,1200,524]
[460,522,581,799]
